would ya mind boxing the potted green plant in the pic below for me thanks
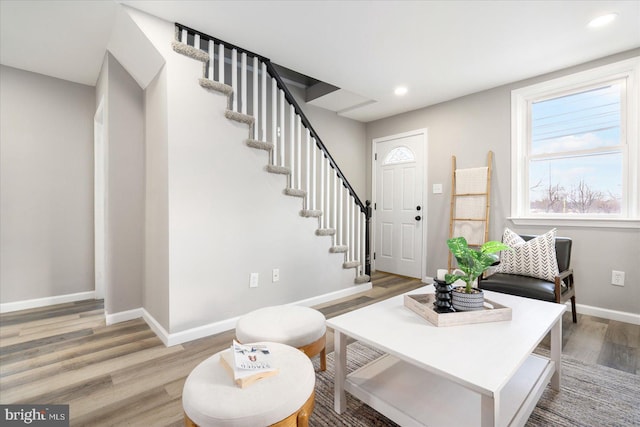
[445,236,510,311]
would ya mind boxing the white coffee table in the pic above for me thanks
[326,285,565,427]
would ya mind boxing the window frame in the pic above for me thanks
[510,57,640,229]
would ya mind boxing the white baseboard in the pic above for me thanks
[141,309,171,346]
[0,291,96,314]
[288,282,373,308]
[162,314,239,347]
[573,302,640,325]
[105,282,374,347]
[105,307,144,325]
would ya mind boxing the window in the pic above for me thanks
[383,146,415,165]
[511,57,639,226]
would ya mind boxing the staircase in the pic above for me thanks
[172,23,370,284]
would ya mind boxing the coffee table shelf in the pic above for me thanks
[345,353,555,427]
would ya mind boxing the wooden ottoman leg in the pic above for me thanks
[299,334,327,371]
[320,346,327,372]
[296,391,315,427]
[271,391,315,427]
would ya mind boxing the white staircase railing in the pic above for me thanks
[175,24,370,281]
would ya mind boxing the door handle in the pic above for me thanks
[415,215,422,221]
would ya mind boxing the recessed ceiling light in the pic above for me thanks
[394,86,408,96]
[588,13,618,28]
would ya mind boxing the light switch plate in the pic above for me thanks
[433,183,443,194]
[250,273,259,288]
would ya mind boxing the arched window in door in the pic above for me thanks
[383,146,415,165]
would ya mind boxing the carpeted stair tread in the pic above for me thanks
[301,210,323,218]
[225,110,255,126]
[265,165,291,175]
[329,245,348,253]
[199,78,233,96]
[246,139,273,151]
[315,228,335,236]
[343,261,360,269]
[354,275,371,284]
[171,41,209,62]
[284,188,307,198]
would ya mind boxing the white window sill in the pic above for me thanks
[508,216,640,229]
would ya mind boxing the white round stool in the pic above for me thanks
[235,306,327,371]
[182,342,315,427]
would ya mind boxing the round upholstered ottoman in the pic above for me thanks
[182,342,315,427]
[235,306,327,371]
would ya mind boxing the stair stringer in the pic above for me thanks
[172,41,370,284]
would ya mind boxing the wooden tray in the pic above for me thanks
[404,294,512,327]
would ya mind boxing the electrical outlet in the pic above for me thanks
[272,268,280,282]
[611,270,625,287]
[250,273,259,288]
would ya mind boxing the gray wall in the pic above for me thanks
[0,65,95,303]
[95,53,145,315]
[366,49,640,315]
[289,85,368,199]
[128,8,360,336]
[144,65,170,330]
[106,54,145,314]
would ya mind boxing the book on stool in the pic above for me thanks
[220,340,279,388]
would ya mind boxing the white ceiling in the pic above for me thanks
[1,1,639,122]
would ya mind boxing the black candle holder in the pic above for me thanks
[433,279,455,313]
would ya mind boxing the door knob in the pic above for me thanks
[415,215,422,221]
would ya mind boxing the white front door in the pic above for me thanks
[373,130,426,278]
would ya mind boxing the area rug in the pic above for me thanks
[310,342,639,426]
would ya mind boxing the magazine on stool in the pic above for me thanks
[220,340,279,388]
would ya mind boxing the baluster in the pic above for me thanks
[310,139,317,210]
[218,43,225,84]
[360,212,365,275]
[346,193,352,260]
[289,106,295,187]
[271,78,277,164]
[194,33,200,50]
[253,57,259,139]
[333,173,339,236]
[181,29,188,43]
[207,40,214,80]
[353,204,360,268]
[241,53,247,114]
[305,130,311,209]
[344,186,350,252]
[326,167,333,229]
[279,90,285,167]
[296,117,302,190]
[231,49,238,111]
[261,63,267,141]
[351,195,356,262]
[319,154,325,215]
[325,160,331,229]
[338,182,343,246]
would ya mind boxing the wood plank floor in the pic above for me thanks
[1,271,638,426]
